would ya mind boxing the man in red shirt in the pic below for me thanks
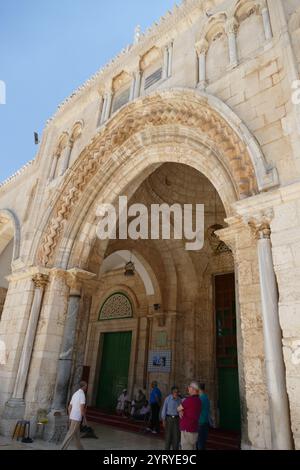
[177,382,202,450]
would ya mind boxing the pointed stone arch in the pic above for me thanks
[34,88,278,268]
[0,208,21,261]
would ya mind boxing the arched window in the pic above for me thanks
[99,292,133,321]
[235,1,265,60]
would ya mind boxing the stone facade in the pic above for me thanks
[0,0,300,450]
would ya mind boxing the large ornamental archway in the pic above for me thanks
[27,88,280,445]
[32,88,278,269]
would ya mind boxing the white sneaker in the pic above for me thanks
[151,430,157,434]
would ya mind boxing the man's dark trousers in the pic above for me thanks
[165,416,180,450]
[150,403,160,433]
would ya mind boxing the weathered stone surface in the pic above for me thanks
[0,0,300,451]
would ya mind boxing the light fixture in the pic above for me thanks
[124,253,135,277]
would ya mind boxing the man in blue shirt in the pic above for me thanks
[161,386,182,450]
[197,383,210,450]
[148,381,162,434]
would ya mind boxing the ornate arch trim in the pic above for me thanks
[36,88,278,267]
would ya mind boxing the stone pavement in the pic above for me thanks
[0,423,165,451]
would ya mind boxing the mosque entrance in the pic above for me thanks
[215,273,241,431]
[96,331,132,411]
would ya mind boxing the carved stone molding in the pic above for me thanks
[195,38,209,55]
[36,90,276,267]
[246,209,274,240]
[32,273,49,289]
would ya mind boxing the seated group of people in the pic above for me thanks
[116,388,150,421]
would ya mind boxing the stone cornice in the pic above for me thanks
[6,266,50,283]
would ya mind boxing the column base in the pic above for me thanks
[0,398,26,437]
[44,409,68,442]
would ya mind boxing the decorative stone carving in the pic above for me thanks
[207,224,231,254]
[247,209,274,240]
[32,273,49,289]
[37,90,270,266]
[99,292,133,321]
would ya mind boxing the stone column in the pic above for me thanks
[261,4,273,41]
[3,273,48,417]
[226,18,239,68]
[71,295,92,394]
[249,216,293,450]
[60,140,74,175]
[167,42,173,78]
[100,94,108,124]
[162,45,169,80]
[129,73,136,101]
[48,152,60,181]
[97,94,104,127]
[51,269,95,411]
[196,39,209,90]
[134,70,142,99]
[104,90,113,121]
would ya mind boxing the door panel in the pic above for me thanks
[215,273,241,431]
[96,331,132,411]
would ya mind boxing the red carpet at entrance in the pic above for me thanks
[86,408,240,451]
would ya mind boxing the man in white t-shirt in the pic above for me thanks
[61,381,87,450]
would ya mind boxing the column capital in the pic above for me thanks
[257,0,268,11]
[6,266,50,284]
[195,38,209,55]
[32,273,49,289]
[246,209,274,240]
[66,268,96,295]
[225,18,239,35]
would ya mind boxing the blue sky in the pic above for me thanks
[0,0,177,182]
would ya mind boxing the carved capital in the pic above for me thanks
[195,39,209,55]
[246,209,274,240]
[32,273,49,289]
[225,18,239,35]
[66,268,96,296]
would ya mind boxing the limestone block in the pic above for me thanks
[280,301,300,335]
[272,202,299,233]
[259,61,278,81]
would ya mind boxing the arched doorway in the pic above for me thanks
[32,89,276,444]
[76,162,241,430]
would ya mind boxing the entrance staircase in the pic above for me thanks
[86,408,240,451]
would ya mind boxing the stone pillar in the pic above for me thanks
[51,269,95,411]
[97,94,104,127]
[129,73,136,101]
[134,70,142,99]
[162,45,169,80]
[60,140,74,175]
[48,153,60,181]
[196,39,208,90]
[100,94,108,124]
[261,5,273,41]
[226,18,239,68]
[167,42,173,78]
[249,216,293,450]
[3,273,48,418]
[71,295,92,394]
[104,90,113,121]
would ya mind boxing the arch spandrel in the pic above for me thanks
[35,88,278,268]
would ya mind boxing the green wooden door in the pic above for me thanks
[96,331,132,411]
[215,274,241,431]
